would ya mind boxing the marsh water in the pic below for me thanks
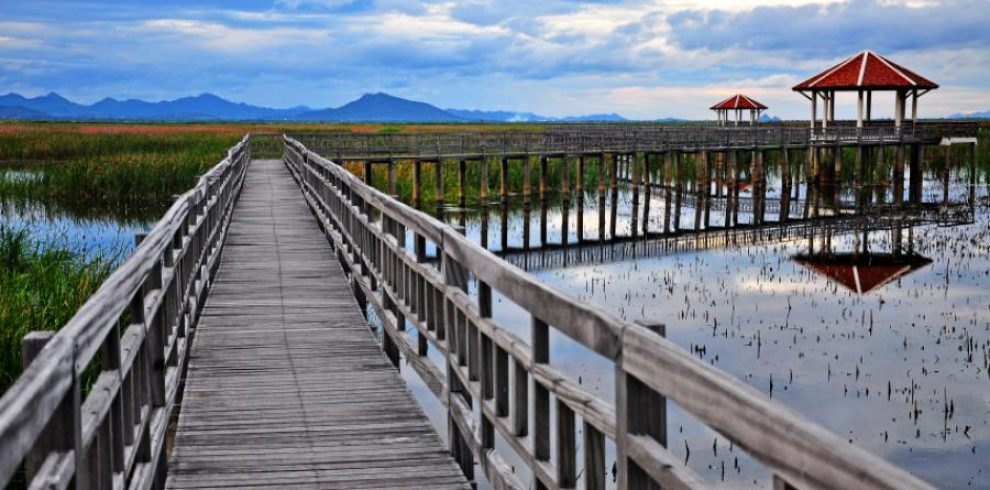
[0,168,167,259]
[4,148,989,489]
[391,150,990,489]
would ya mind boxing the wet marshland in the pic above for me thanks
[389,145,990,489]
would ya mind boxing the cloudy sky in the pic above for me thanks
[2,0,989,119]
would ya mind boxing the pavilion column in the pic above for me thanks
[735,109,740,126]
[856,90,864,128]
[866,91,872,122]
[894,90,904,129]
[828,90,835,124]
[822,92,829,129]
[811,91,818,129]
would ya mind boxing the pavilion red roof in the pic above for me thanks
[710,94,767,110]
[792,51,938,91]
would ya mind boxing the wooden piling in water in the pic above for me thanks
[500,157,509,202]
[894,145,905,205]
[943,144,952,204]
[781,148,791,184]
[561,155,570,198]
[609,153,618,193]
[539,155,548,201]
[597,153,606,195]
[909,144,923,204]
[753,149,765,184]
[523,156,532,202]
[413,160,422,204]
[458,160,466,206]
[970,142,978,206]
[577,156,585,194]
[631,152,642,207]
[435,159,444,203]
[833,143,843,180]
[387,158,397,196]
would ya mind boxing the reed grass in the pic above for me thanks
[0,225,119,395]
[0,129,239,202]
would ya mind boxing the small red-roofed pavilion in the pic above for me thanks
[792,50,938,130]
[710,94,768,126]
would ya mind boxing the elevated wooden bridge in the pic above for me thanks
[282,121,978,208]
[1,129,962,490]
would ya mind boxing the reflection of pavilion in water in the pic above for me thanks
[454,174,974,272]
[791,215,938,294]
[793,253,932,294]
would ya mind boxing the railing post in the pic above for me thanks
[617,321,667,489]
[136,233,166,410]
[442,249,474,482]
[532,316,550,489]
[22,333,84,487]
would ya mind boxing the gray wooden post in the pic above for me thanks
[21,333,84,486]
[442,252,474,482]
[616,321,667,489]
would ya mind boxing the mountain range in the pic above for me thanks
[0,91,630,123]
[950,110,990,119]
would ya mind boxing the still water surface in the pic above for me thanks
[398,160,988,489]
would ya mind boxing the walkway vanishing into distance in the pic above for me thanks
[4,129,971,490]
[166,160,468,489]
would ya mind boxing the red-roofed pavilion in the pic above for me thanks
[792,50,938,130]
[710,94,768,126]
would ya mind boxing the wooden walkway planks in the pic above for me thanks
[166,159,469,490]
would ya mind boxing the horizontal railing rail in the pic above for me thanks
[283,135,936,490]
[0,135,251,489]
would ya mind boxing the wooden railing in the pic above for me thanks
[0,136,251,489]
[290,122,978,160]
[283,135,935,490]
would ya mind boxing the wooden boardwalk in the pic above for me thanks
[165,160,469,489]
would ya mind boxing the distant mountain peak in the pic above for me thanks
[359,92,400,100]
[38,92,74,104]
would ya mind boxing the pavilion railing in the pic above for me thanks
[0,136,251,489]
[283,135,936,490]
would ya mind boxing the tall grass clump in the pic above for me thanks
[0,225,118,395]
